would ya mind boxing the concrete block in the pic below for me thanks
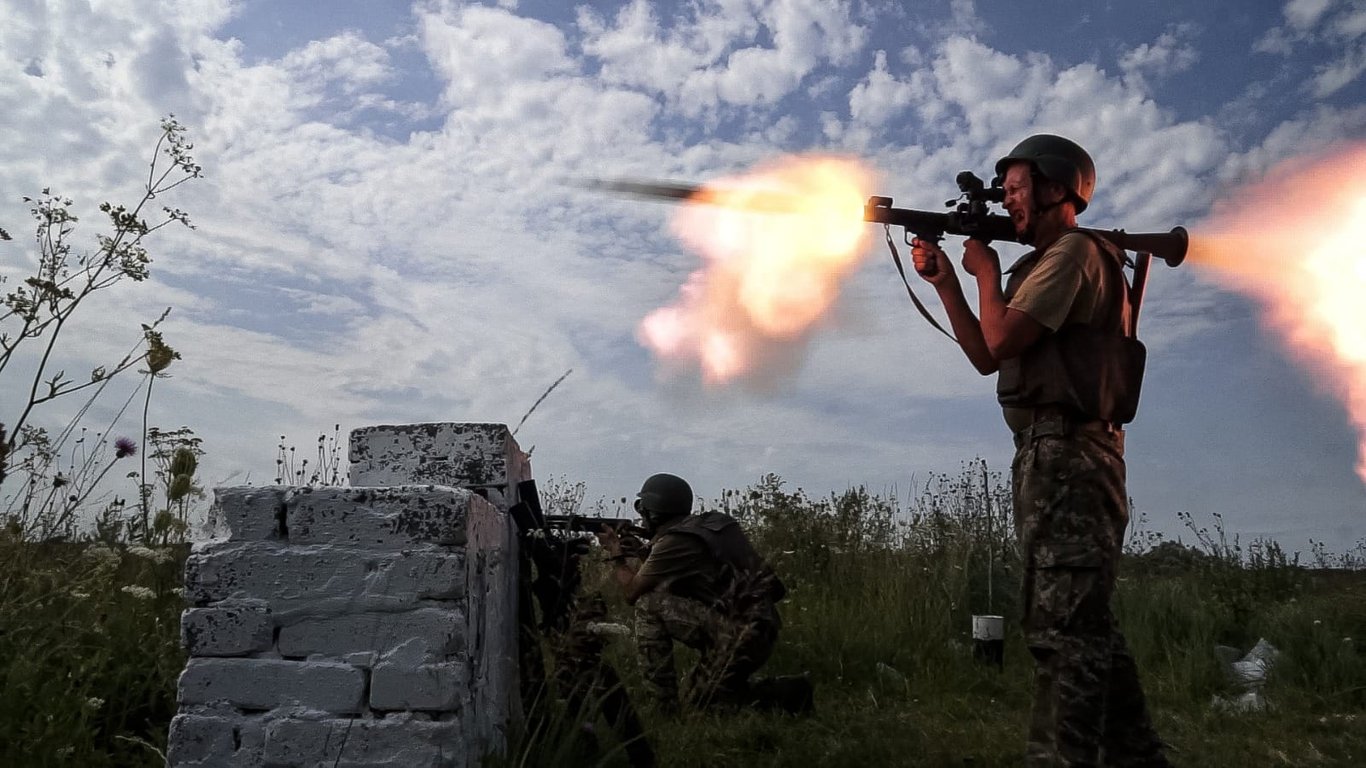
[182,599,272,657]
[263,717,463,767]
[348,423,529,497]
[210,486,289,541]
[371,660,467,711]
[168,711,267,767]
[184,543,465,614]
[167,713,237,764]
[286,486,470,548]
[277,608,465,659]
[464,501,518,752]
[178,658,366,714]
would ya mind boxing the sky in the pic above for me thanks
[2,0,1365,555]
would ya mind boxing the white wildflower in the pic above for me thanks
[120,585,156,600]
[69,591,90,600]
[127,545,156,560]
[85,697,104,710]
[128,544,176,564]
[83,544,121,571]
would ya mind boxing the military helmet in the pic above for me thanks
[995,134,1096,213]
[635,473,693,520]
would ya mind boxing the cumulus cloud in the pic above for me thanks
[1118,24,1200,93]
[3,0,1364,549]
[578,0,866,118]
[1255,0,1366,97]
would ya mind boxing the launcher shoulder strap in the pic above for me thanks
[883,225,957,343]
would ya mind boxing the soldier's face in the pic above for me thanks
[634,498,658,535]
[1002,163,1036,241]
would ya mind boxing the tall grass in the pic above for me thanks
[517,466,1366,767]
[0,538,185,766]
[3,464,1363,766]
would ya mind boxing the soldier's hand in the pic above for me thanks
[911,237,957,288]
[961,238,1001,279]
[594,524,622,557]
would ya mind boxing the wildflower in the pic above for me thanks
[119,585,156,600]
[69,591,90,600]
[114,437,137,459]
[128,544,174,563]
[85,697,104,710]
[83,544,121,572]
[127,544,158,561]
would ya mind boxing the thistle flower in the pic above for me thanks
[114,437,137,459]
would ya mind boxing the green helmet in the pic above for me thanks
[635,473,693,521]
[995,134,1096,213]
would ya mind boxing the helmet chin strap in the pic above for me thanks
[1022,182,1067,244]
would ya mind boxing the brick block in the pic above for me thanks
[371,660,467,711]
[286,486,470,548]
[178,658,366,714]
[182,599,272,657]
[167,713,236,764]
[210,486,288,541]
[168,708,267,767]
[348,423,529,497]
[263,717,463,768]
[184,543,466,612]
[277,608,465,659]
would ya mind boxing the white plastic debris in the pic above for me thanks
[1211,637,1279,713]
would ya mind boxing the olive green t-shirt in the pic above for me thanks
[1004,231,1126,330]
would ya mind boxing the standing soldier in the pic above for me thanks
[596,473,800,713]
[911,134,1171,766]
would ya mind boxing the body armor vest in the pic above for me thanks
[996,230,1146,425]
[670,512,787,603]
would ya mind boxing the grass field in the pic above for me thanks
[2,468,1363,767]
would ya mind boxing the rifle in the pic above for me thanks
[545,514,647,538]
[507,479,656,766]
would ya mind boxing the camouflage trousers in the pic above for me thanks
[634,591,778,711]
[1013,427,1170,768]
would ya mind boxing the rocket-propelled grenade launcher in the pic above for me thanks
[864,171,1188,267]
[586,172,1188,336]
[588,174,1188,267]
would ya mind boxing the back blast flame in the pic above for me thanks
[1188,143,1366,483]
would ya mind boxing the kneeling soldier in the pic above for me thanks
[597,473,802,713]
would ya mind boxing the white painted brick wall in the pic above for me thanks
[168,423,525,768]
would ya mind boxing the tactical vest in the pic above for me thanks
[670,512,787,603]
[996,230,1146,425]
